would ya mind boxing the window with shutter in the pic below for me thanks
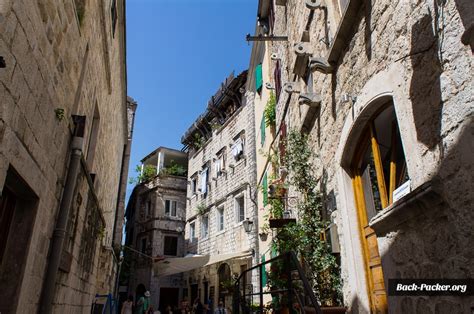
[260,115,266,146]
[255,63,263,92]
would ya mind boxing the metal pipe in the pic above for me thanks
[39,117,85,314]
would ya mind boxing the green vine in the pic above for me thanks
[271,130,342,306]
[196,203,207,215]
[264,91,276,127]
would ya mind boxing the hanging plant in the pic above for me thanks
[196,203,207,215]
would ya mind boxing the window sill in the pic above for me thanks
[216,230,225,236]
[369,179,445,236]
[327,0,363,64]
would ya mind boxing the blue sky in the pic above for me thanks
[126,0,257,197]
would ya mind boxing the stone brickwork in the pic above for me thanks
[125,148,188,310]
[0,0,129,313]
[256,0,473,312]
[182,72,259,307]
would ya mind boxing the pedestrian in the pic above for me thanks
[136,291,151,314]
[121,295,134,314]
[192,297,203,314]
[213,301,226,314]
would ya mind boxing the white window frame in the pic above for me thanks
[201,214,209,239]
[165,199,178,217]
[190,221,196,242]
[217,206,225,232]
[235,195,245,223]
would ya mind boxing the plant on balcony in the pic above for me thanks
[161,160,187,177]
[128,164,157,184]
[193,133,205,150]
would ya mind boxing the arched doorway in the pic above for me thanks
[349,97,409,313]
[217,263,231,306]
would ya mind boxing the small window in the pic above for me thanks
[190,221,196,242]
[262,172,268,206]
[191,176,197,195]
[110,0,118,37]
[200,167,209,196]
[145,200,152,217]
[215,149,226,176]
[235,196,245,223]
[260,115,266,146]
[201,215,209,239]
[164,236,178,256]
[140,237,147,254]
[231,135,245,161]
[255,63,263,92]
[165,200,177,217]
[217,206,225,232]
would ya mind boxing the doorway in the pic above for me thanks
[160,288,179,312]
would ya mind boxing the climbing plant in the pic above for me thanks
[264,92,276,128]
[271,130,342,306]
[128,164,157,184]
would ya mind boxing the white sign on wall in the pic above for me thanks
[393,180,411,203]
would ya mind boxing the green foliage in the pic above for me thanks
[193,133,205,149]
[161,160,187,177]
[128,164,157,184]
[54,108,65,121]
[270,130,342,306]
[264,92,276,127]
[196,203,207,215]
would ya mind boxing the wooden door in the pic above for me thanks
[352,172,388,313]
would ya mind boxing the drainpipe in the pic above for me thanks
[39,115,86,314]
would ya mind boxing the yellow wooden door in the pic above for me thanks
[352,173,388,313]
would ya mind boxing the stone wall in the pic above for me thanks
[126,174,187,309]
[265,0,473,312]
[0,0,128,313]
[183,84,259,307]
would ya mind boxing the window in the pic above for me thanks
[217,206,225,231]
[165,200,177,217]
[86,104,100,169]
[0,187,16,266]
[145,200,152,217]
[110,0,118,37]
[235,196,245,223]
[140,237,147,254]
[201,215,209,239]
[190,221,196,242]
[262,173,268,206]
[260,115,266,146]
[164,236,178,256]
[191,175,197,195]
[215,149,226,176]
[231,134,245,161]
[201,167,209,195]
[255,63,263,92]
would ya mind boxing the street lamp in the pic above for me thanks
[242,218,253,233]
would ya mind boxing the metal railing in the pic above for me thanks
[233,251,322,314]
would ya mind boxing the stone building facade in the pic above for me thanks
[124,147,188,312]
[0,0,131,313]
[251,0,473,313]
[181,71,259,309]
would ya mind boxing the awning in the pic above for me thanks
[153,250,253,278]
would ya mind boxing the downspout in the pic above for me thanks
[39,116,86,314]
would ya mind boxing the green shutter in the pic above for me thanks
[261,255,267,286]
[263,172,268,206]
[260,115,266,146]
[255,63,263,91]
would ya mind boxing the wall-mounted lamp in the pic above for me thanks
[242,218,254,233]
[176,226,183,233]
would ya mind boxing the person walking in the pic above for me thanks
[192,297,203,314]
[121,295,134,314]
[213,302,226,314]
[136,291,151,314]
